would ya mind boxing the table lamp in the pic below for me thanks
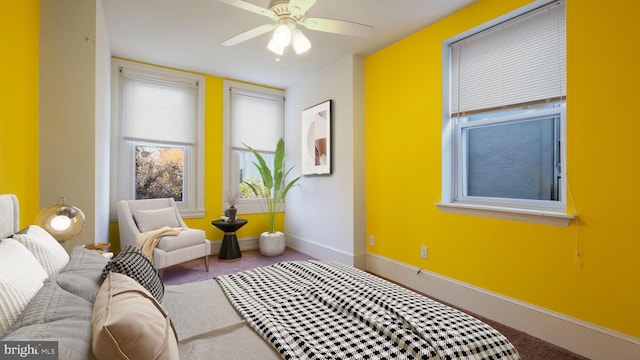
[35,197,85,242]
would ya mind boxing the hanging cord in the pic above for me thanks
[566,176,580,266]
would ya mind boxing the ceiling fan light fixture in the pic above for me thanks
[218,0,372,57]
[267,37,285,55]
[292,29,311,54]
[272,23,292,47]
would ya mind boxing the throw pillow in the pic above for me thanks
[0,238,48,337]
[55,247,109,303]
[13,225,70,276]
[102,245,164,302]
[92,272,179,360]
[132,207,180,233]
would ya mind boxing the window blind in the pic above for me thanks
[451,1,566,116]
[230,88,284,152]
[121,70,198,144]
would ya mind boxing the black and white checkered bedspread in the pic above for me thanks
[217,261,520,360]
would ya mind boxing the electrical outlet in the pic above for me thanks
[369,235,375,246]
[420,245,428,259]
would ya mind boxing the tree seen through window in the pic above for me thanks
[135,145,184,201]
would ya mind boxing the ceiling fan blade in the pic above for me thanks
[289,0,317,17]
[217,0,276,20]
[299,17,374,37]
[221,23,276,46]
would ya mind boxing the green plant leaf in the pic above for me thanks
[244,181,261,197]
[244,143,273,189]
[244,138,300,233]
[279,175,301,202]
[273,139,285,190]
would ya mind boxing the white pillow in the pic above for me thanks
[0,238,48,337]
[133,207,180,233]
[13,225,70,276]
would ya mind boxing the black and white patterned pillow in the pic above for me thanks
[102,245,164,302]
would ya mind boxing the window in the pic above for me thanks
[223,81,285,214]
[440,1,570,225]
[111,59,205,218]
[458,105,564,206]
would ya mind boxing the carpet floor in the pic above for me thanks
[161,247,588,360]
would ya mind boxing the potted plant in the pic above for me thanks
[244,138,301,256]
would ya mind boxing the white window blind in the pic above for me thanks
[230,88,284,152]
[121,70,198,144]
[451,1,566,116]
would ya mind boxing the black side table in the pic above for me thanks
[211,219,247,261]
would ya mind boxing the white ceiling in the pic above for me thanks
[101,0,476,88]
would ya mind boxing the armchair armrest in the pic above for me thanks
[117,201,142,248]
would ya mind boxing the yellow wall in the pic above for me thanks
[0,0,40,227]
[365,0,640,338]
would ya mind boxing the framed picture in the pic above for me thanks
[302,100,332,175]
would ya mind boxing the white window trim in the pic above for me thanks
[222,80,285,215]
[110,59,205,219]
[435,202,575,227]
[438,0,575,227]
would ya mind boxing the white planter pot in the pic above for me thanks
[259,231,286,257]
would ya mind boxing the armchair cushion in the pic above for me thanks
[133,207,180,233]
[156,229,207,252]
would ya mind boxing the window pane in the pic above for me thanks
[236,149,274,199]
[462,116,559,201]
[135,145,184,201]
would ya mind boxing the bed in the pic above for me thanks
[0,193,520,359]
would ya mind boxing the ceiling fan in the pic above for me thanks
[218,0,374,55]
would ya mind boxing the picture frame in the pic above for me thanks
[301,100,332,175]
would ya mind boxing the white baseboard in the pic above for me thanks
[366,253,640,360]
[286,234,367,270]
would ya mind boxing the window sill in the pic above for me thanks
[435,202,576,227]
[179,209,205,219]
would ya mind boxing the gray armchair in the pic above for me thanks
[117,198,209,277]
